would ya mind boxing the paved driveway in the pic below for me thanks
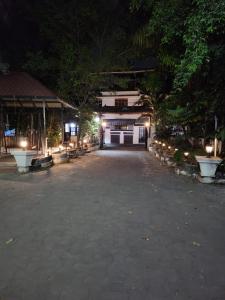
[0,149,225,300]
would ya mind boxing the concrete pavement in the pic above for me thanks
[0,149,225,300]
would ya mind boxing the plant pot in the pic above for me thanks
[195,156,222,183]
[11,150,37,173]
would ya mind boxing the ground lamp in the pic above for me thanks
[205,145,213,157]
[184,152,189,158]
[20,140,28,151]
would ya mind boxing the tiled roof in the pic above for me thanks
[0,72,56,98]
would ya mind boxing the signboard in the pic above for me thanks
[4,128,15,137]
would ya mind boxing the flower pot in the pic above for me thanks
[195,156,222,183]
[11,150,37,173]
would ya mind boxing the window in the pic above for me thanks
[115,98,128,107]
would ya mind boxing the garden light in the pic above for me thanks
[155,140,158,144]
[175,148,178,151]
[20,140,28,150]
[184,152,189,158]
[162,143,166,147]
[158,141,162,145]
[145,122,150,127]
[168,146,171,150]
[205,145,213,157]
[95,116,100,123]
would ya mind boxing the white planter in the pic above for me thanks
[195,156,222,182]
[11,150,37,173]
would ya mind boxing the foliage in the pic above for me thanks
[47,115,61,147]
[131,0,225,145]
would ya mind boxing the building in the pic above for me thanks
[0,71,76,154]
[96,90,153,146]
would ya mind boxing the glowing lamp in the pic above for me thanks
[162,143,166,147]
[102,121,107,127]
[184,152,189,158]
[20,140,28,150]
[83,139,87,144]
[168,146,171,150]
[155,140,158,144]
[145,122,150,127]
[158,141,162,145]
[95,116,100,123]
[205,145,213,157]
[175,148,178,152]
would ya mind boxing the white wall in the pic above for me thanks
[104,128,111,144]
[98,91,142,107]
[102,113,143,120]
[133,126,140,144]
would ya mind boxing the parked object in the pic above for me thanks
[30,155,53,171]
[52,151,69,164]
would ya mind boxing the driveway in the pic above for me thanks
[0,149,225,300]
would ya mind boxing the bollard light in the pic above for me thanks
[205,145,213,157]
[20,140,28,150]
[184,152,189,158]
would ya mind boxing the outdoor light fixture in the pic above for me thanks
[20,140,28,150]
[158,141,162,145]
[102,121,107,127]
[155,140,158,144]
[162,143,166,147]
[205,145,213,157]
[83,139,87,144]
[184,152,189,158]
[145,122,150,127]
[168,146,171,150]
[175,148,178,152]
[95,116,100,123]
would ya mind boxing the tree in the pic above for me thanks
[131,0,225,151]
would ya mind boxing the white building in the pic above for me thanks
[96,91,153,145]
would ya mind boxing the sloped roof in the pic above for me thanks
[0,72,56,97]
[0,72,76,109]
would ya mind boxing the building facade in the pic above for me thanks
[96,91,153,146]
